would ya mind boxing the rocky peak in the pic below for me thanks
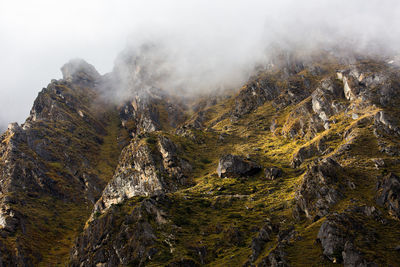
[111,43,168,96]
[61,58,100,84]
[92,134,192,216]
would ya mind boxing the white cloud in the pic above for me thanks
[0,0,399,128]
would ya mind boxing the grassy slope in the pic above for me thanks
[131,86,400,266]
[39,111,121,266]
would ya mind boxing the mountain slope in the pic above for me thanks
[72,57,400,266]
[1,52,400,266]
[0,60,124,265]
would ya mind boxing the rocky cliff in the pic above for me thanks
[1,49,400,266]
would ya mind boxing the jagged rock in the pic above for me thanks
[291,136,329,168]
[232,79,278,119]
[93,136,191,214]
[311,78,345,124]
[281,98,325,140]
[317,207,381,265]
[264,167,283,180]
[342,241,377,267]
[294,158,344,220]
[158,136,193,182]
[374,111,400,137]
[342,76,357,101]
[61,58,100,84]
[3,48,400,266]
[118,96,161,134]
[376,172,400,219]
[175,111,208,144]
[217,154,261,178]
[71,196,169,267]
[7,123,21,132]
[175,126,205,144]
[249,221,274,262]
[0,70,119,264]
[317,216,348,263]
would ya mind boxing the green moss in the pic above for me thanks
[95,110,123,182]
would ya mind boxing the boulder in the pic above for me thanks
[342,242,377,267]
[317,206,381,265]
[317,216,348,262]
[217,154,261,178]
[264,167,283,180]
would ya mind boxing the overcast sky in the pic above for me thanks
[1,0,400,130]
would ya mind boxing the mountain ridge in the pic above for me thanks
[0,50,400,266]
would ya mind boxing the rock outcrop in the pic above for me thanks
[376,172,400,219]
[93,135,191,214]
[217,154,261,178]
[71,195,170,267]
[249,220,276,262]
[61,58,101,84]
[317,206,383,265]
[264,167,283,180]
[294,158,344,220]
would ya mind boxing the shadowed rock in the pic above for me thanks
[264,167,283,180]
[376,172,400,219]
[217,154,261,178]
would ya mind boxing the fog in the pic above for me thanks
[1,0,400,130]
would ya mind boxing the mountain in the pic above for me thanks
[0,49,400,266]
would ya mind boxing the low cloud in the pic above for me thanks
[1,0,399,129]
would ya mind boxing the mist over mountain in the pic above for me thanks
[1,1,400,266]
[1,0,400,129]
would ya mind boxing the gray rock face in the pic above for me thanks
[374,111,400,137]
[232,79,279,119]
[376,173,400,219]
[93,136,191,215]
[0,77,116,264]
[249,221,275,262]
[217,154,261,178]
[71,196,169,267]
[119,96,161,135]
[311,78,344,124]
[317,207,381,266]
[291,135,331,168]
[117,87,186,137]
[317,216,347,262]
[175,111,207,144]
[342,242,378,267]
[294,158,344,220]
[61,58,100,84]
[264,167,283,180]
